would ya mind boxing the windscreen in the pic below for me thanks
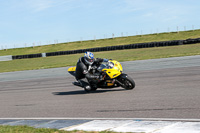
[97,61,114,71]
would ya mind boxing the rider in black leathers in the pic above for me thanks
[75,51,107,91]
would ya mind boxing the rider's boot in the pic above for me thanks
[76,79,92,92]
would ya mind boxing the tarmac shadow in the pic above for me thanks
[52,89,125,96]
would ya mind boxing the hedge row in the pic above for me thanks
[12,38,200,60]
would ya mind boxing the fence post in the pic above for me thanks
[177,26,179,33]
[112,33,114,39]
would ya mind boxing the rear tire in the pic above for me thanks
[91,87,97,91]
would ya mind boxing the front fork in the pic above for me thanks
[115,73,128,88]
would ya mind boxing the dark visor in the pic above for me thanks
[87,58,94,62]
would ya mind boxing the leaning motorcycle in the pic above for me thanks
[68,59,135,92]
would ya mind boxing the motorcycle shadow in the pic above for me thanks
[52,89,125,96]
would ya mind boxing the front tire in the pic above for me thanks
[120,75,135,90]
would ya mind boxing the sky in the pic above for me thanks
[0,0,200,49]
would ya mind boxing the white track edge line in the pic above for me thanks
[1,118,200,122]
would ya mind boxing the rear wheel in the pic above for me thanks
[91,87,97,91]
[120,76,135,90]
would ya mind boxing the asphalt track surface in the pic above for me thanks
[0,55,200,119]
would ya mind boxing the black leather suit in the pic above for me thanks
[75,57,104,81]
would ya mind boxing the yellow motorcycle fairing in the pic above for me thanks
[67,60,123,79]
[68,67,76,76]
[68,67,76,72]
[102,60,123,79]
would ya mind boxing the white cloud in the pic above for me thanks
[25,0,55,12]
[119,0,191,24]
[32,0,53,12]
[23,0,77,13]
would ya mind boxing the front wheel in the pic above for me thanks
[119,75,135,90]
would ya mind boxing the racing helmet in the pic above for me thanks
[84,51,95,65]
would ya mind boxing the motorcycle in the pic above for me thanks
[68,59,135,92]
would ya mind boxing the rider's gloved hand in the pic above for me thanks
[96,58,104,62]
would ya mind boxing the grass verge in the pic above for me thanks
[0,43,200,73]
[0,30,200,56]
[0,125,116,133]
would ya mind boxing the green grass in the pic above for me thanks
[0,125,117,133]
[1,30,200,56]
[0,43,200,73]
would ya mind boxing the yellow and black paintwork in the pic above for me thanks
[68,67,76,77]
[68,60,123,87]
[102,60,123,79]
[68,67,76,72]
